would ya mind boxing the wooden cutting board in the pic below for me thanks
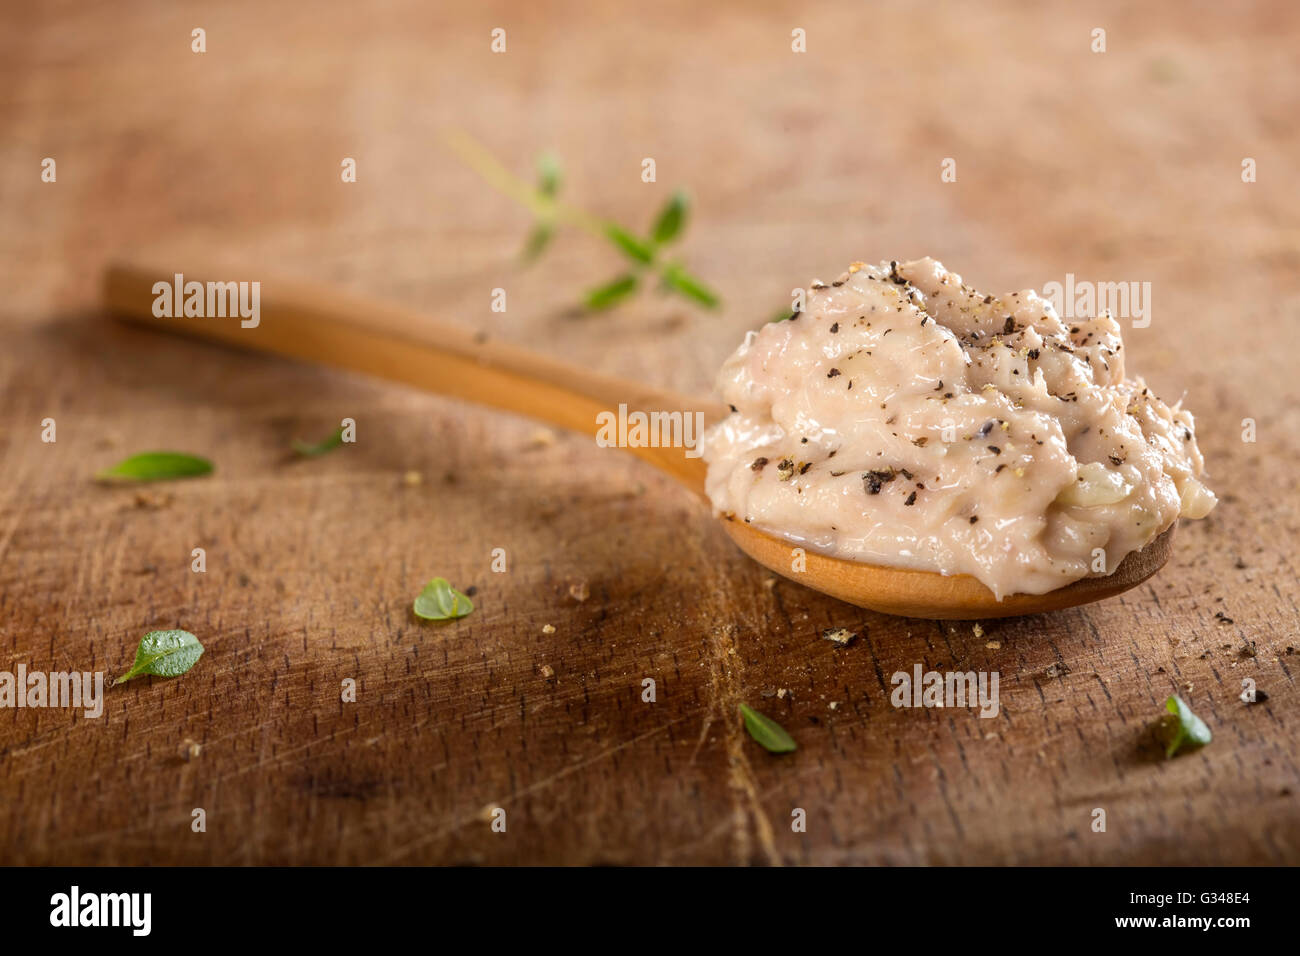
[1,0,1296,864]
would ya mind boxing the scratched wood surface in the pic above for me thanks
[1,0,1297,865]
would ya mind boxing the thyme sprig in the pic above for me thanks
[444,130,719,313]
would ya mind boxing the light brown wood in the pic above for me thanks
[106,262,1175,619]
[724,520,1175,620]
[104,262,723,496]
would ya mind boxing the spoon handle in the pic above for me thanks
[103,262,722,496]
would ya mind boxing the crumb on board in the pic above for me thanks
[541,624,556,635]
[568,581,590,602]
[821,627,857,647]
[527,428,557,448]
[402,470,422,486]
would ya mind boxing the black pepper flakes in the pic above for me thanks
[863,468,896,495]
[750,457,769,472]
[827,368,842,378]
[904,491,917,506]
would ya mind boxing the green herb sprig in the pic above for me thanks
[413,578,474,621]
[292,426,346,457]
[1163,694,1212,758]
[96,452,213,483]
[520,151,563,262]
[114,629,205,685]
[444,130,720,313]
[739,703,797,754]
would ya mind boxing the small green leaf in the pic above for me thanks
[536,151,562,197]
[739,703,796,754]
[414,578,474,621]
[520,222,555,262]
[1164,694,1212,758]
[604,224,655,265]
[114,629,204,685]
[661,264,720,309]
[96,452,213,483]
[651,190,689,245]
[770,308,796,323]
[584,274,639,310]
[292,426,346,457]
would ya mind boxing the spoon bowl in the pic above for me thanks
[104,262,1174,619]
[723,517,1173,619]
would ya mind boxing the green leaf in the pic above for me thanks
[520,222,555,262]
[292,426,346,457]
[584,274,639,310]
[414,578,474,621]
[770,308,796,323]
[1164,694,1212,758]
[739,703,797,754]
[604,224,655,265]
[536,151,562,197]
[661,264,720,309]
[96,452,213,483]
[651,190,689,245]
[114,629,205,685]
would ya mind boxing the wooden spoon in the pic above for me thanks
[103,263,1174,619]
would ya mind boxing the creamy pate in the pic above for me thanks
[702,258,1216,598]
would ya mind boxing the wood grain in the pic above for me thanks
[1,0,1297,865]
